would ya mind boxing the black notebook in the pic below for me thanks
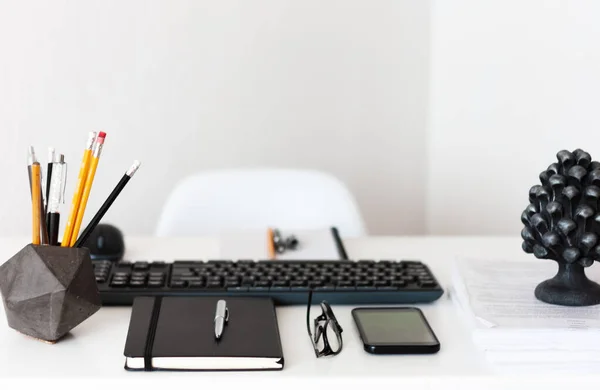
[123,296,284,371]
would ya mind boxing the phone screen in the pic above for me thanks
[353,308,437,345]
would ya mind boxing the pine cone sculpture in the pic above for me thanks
[522,149,600,306]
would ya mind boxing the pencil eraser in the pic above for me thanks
[98,131,107,139]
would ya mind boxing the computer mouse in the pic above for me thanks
[81,223,125,261]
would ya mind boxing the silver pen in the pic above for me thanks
[214,300,229,340]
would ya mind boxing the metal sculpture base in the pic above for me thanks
[535,263,600,306]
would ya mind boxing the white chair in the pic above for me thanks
[155,168,367,238]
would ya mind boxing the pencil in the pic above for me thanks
[267,228,276,259]
[39,181,49,245]
[69,132,106,246]
[330,226,349,260]
[31,162,41,245]
[61,132,96,247]
[75,160,140,247]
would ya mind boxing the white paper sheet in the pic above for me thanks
[453,258,600,329]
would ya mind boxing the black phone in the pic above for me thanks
[351,307,440,354]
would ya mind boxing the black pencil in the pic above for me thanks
[74,160,141,248]
[330,226,349,260]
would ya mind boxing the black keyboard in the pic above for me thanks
[93,259,444,306]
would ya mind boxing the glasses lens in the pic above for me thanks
[313,324,326,352]
[325,321,341,353]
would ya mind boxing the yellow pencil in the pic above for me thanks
[69,132,106,246]
[62,132,96,247]
[31,162,41,245]
[267,228,276,260]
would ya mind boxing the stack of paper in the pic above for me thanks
[451,257,600,373]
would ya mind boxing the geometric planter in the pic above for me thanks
[0,244,101,342]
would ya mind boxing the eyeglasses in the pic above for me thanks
[306,290,344,357]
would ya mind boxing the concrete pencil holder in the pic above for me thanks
[0,244,101,343]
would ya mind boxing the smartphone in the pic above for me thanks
[351,307,440,354]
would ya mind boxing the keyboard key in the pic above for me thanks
[208,260,231,264]
[149,272,165,278]
[188,281,205,288]
[207,281,224,289]
[228,286,248,292]
[358,260,376,265]
[377,286,397,291]
[180,276,203,282]
[148,280,164,288]
[272,281,289,287]
[114,272,130,278]
[95,276,106,283]
[172,271,195,277]
[374,281,389,287]
[173,261,198,267]
[170,280,187,288]
[130,280,146,287]
[336,286,356,292]
[420,281,437,288]
[270,286,290,292]
[133,262,149,270]
[110,280,127,287]
[391,280,407,288]
[237,260,255,264]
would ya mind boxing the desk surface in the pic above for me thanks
[0,235,589,384]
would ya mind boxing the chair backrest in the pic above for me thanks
[155,168,367,238]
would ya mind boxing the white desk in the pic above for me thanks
[0,236,596,387]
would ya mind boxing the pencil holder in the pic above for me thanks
[0,244,101,343]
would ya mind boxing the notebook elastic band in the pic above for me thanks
[144,296,162,371]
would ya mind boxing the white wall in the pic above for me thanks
[428,0,600,235]
[0,0,430,237]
